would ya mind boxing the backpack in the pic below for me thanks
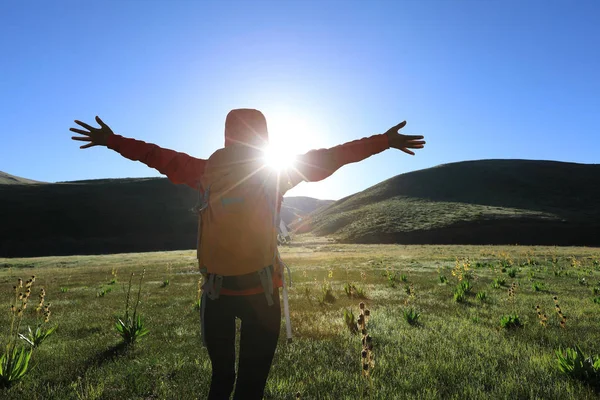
[195,146,281,303]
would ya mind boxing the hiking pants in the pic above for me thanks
[202,289,281,400]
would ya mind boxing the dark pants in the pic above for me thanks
[202,289,281,400]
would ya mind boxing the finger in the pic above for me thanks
[95,115,108,128]
[406,140,426,145]
[71,136,92,142]
[394,121,407,130]
[400,148,415,156]
[69,128,91,135]
[80,142,96,149]
[404,135,424,140]
[74,120,95,131]
[406,144,425,149]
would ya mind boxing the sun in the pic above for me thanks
[263,144,295,171]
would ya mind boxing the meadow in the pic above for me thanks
[1,239,600,399]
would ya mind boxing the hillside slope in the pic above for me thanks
[0,176,329,257]
[295,159,600,245]
[0,171,44,185]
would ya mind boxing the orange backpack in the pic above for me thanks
[195,146,282,304]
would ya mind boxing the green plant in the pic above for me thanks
[161,279,170,288]
[386,271,400,288]
[343,309,358,335]
[97,287,112,297]
[476,291,487,302]
[0,345,32,389]
[19,324,57,349]
[1,276,51,388]
[319,281,336,304]
[491,277,506,289]
[531,282,545,292]
[403,308,420,325]
[400,274,408,283]
[60,287,69,293]
[500,314,523,329]
[579,277,588,286]
[439,274,448,284]
[555,345,600,388]
[453,286,466,303]
[115,270,149,346]
[343,283,367,299]
[593,297,600,305]
[507,268,518,278]
[459,279,472,294]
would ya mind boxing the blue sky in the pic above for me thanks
[1,0,598,200]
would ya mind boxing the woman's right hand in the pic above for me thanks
[70,116,113,149]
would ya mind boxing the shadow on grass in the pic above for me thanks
[86,341,130,367]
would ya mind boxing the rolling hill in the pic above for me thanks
[292,159,600,246]
[0,173,330,257]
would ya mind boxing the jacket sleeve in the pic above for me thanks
[281,133,390,190]
[107,134,206,189]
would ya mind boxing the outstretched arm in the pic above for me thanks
[70,116,206,188]
[282,120,425,188]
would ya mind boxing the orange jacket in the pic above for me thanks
[106,130,390,294]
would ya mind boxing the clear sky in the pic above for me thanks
[1,0,598,200]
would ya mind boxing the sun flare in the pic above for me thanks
[263,145,295,171]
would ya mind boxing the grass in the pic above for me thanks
[1,241,600,399]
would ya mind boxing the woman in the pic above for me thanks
[70,109,425,399]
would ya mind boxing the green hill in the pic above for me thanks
[279,196,334,226]
[294,159,600,246]
[0,174,329,257]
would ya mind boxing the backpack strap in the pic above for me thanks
[203,273,223,300]
[258,265,275,306]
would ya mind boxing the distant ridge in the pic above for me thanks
[0,171,45,185]
[292,159,600,246]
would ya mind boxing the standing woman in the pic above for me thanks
[70,109,425,399]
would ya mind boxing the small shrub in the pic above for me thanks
[459,280,473,294]
[403,308,420,326]
[555,345,600,388]
[439,274,448,284]
[1,276,53,388]
[476,291,487,302]
[400,274,408,283]
[115,270,149,346]
[386,272,400,288]
[343,309,358,335]
[97,287,112,297]
[60,287,69,293]
[593,297,600,305]
[319,282,336,304]
[500,314,523,329]
[453,287,466,303]
[491,277,506,289]
[344,283,367,299]
[507,268,518,278]
[161,279,170,288]
[531,282,545,292]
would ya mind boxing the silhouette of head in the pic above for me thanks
[224,109,269,148]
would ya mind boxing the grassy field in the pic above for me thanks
[1,240,600,399]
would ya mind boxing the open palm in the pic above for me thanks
[385,121,426,155]
[70,116,113,149]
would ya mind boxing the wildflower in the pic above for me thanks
[18,279,23,288]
